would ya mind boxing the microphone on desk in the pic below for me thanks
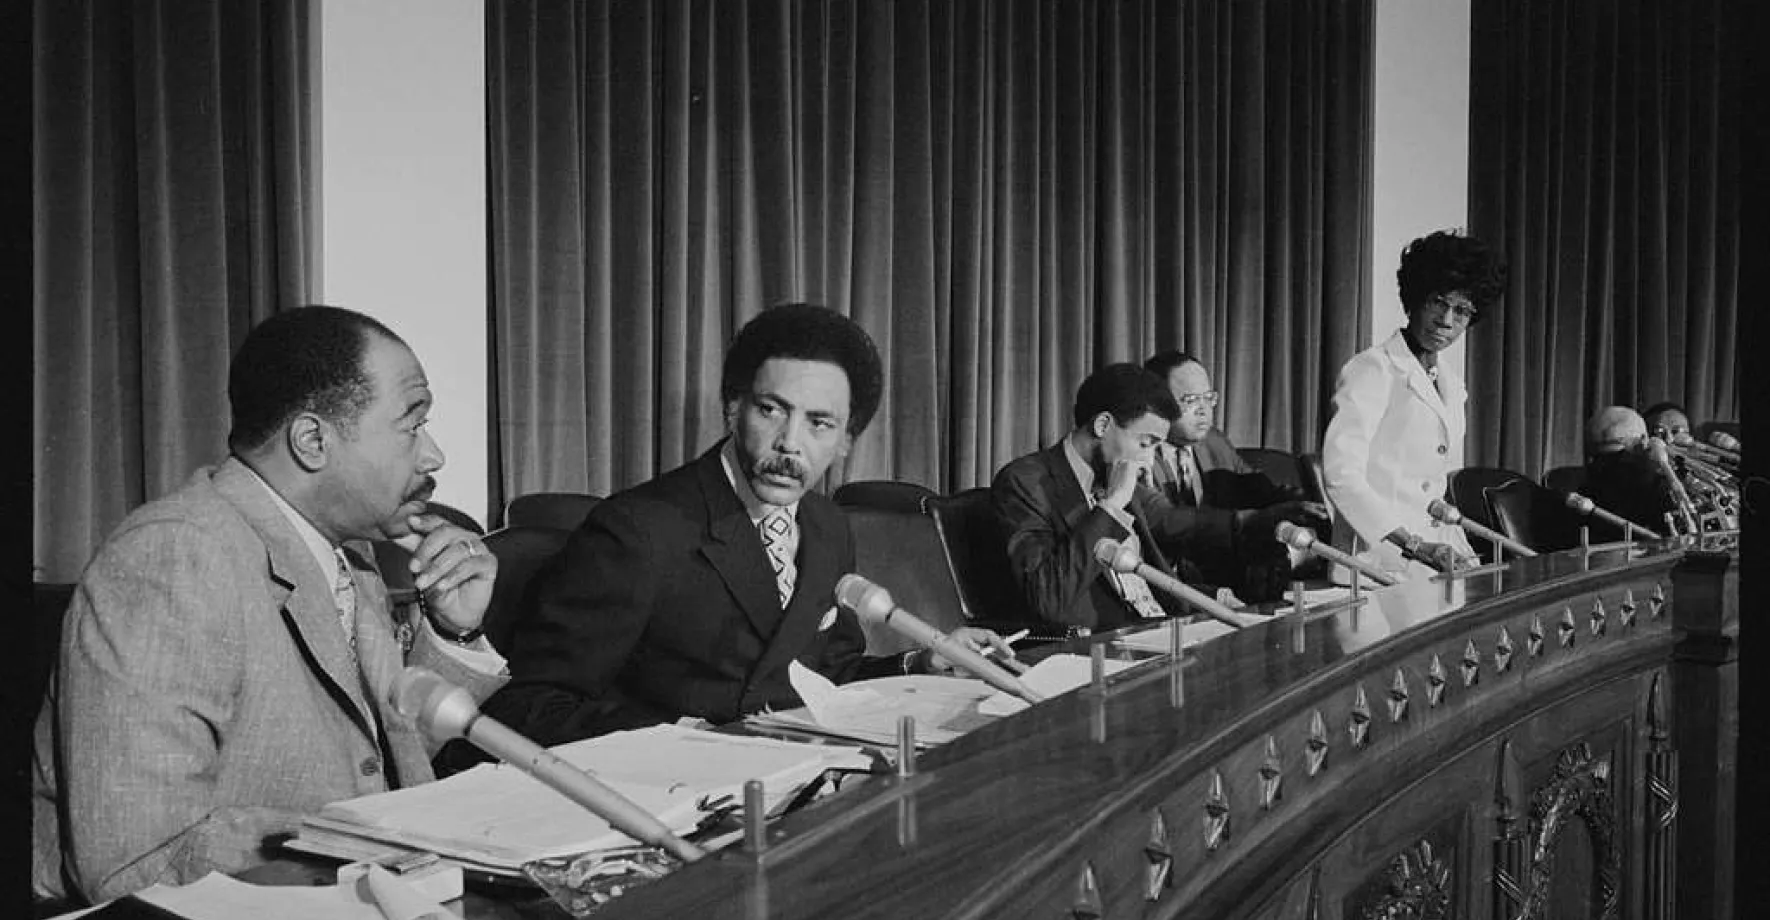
[1091,538,1258,627]
[1425,499,1537,558]
[390,667,707,863]
[1272,522,1402,587]
[1562,491,1663,541]
[834,574,1044,705]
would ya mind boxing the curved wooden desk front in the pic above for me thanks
[590,540,1734,920]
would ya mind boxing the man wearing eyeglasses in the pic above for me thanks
[1140,351,1327,602]
[1321,229,1507,579]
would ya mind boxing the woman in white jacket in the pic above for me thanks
[1322,230,1507,579]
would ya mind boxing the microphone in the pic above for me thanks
[1425,499,1538,558]
[1709,430,1741,453]
[1091,539,1257,627]
[1563,491,1663,541]
[834,575,1044,704]
[390,667,707,863]
[1272,522,1402,587]
[1646,437,1700,532]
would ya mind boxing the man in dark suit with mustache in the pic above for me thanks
[480,304,1009,747]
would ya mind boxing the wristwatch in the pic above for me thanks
[420,595,484,645]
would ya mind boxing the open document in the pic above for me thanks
[295,724,866,875]
[745,663,1000,748]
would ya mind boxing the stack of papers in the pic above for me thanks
[747,666,999,747]
[297,724,866,875]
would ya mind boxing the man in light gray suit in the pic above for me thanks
[33,306,508,904]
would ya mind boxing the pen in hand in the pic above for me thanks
[981,629,1031,674]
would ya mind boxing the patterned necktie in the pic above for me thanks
[1114,533,1169,619]
[759,507,798,609]
[332,548,359,655]
[1088,488,1168,619]
[1178,446,1203,505]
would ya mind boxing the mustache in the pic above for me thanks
[755,456,806,482]
[406,477,438,504]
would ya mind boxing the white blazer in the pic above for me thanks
[1321,330,1474,579]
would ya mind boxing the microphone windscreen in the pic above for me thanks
[1092,538,1141,573]
[389,666,477,743]
[835,573,894,622]
[1711,431,1741,451]
[1426,498,1461,524]
[1564,492,1596,514]
[1274,520,1305,547]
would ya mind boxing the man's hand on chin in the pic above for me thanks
[394,513,497,635]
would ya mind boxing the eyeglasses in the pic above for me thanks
[1424,293,1478,323]
[1177,391,1219,410]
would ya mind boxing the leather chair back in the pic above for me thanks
[480,526,573,653]
[924,488,1028,628]
[1445,467,1527,563]
[1486,477,1589,554]
[834,480,939,515]
[1236,447,1304,493]
[842,504,966,655]
[504,492,602,533]
[1542,465,1586,496]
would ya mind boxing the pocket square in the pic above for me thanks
[818,606,838,631]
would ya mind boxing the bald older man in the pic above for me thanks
[1581,406,1677,539]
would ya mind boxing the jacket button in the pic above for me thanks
[1436,444,1447,455]
[360,757,381,777]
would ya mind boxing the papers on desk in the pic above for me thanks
[745,663,999,748]
[69,872,408,920]
[979,654,1138,716]
[1111,617,1239,654]
[297,724,866,876]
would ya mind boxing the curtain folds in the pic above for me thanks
[33,0,313,582]
[487,0,1375,516]
[1467,0,1740,474]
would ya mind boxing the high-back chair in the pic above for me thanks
[1236,447,1305,494]
[1445,467,1528,563]
[1485,477,1591,555]
[835,482,964,655]
[503,492,602,533]
[480,525,574,654]
[923,487,1049,634]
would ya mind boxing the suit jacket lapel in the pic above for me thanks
[211,459,381,744]
[1038,443,1093,532]
[1386,333,1451,433]
[693,450,788,641]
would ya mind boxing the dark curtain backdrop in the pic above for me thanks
[1467,0,1740,475]
[487,0,1374,516]
[34,0,313,582]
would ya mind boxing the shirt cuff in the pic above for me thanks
[415,615,507,674]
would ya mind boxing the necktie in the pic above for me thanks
[1179,446,1203,505]
[1088,487,1168,619]
[332,548,359,656]
[1113,533,1169,619]
[759,508,798,609]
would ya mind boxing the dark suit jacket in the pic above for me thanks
[991,442,1186,631]
[1142,430,1303,598]
[1583,449,1678,540]
[482,444,883,747]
